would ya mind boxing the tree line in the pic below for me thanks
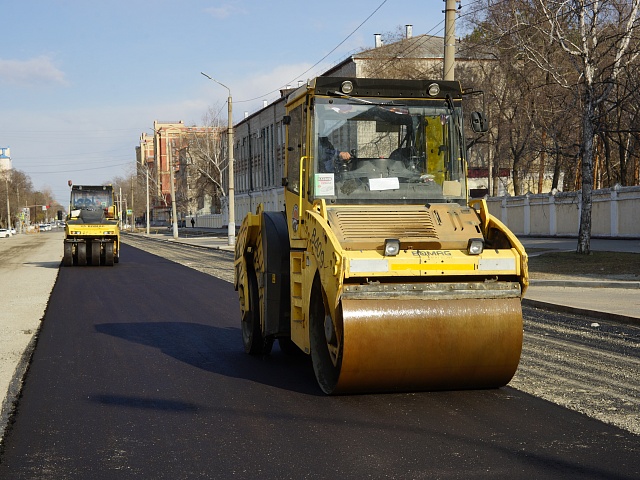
[462,0,640,253]
[364,1,640,253]
[0,170,63,229]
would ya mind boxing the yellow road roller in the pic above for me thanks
[234,77,528,394]
[64,184,120,266]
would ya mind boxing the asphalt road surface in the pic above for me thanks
[0,241,638,479]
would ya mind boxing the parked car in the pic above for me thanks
[0,229,11,238]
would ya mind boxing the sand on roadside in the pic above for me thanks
[0,231,62,442]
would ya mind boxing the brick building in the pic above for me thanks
[136,121,220,225]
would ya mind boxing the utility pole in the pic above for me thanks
[227,90,235,247]
[4,173,10,230]
[131,177,134,230]
[201,72,235,246]
[146,167,150,235]
[443,0,458,81]
[169,141,178,239]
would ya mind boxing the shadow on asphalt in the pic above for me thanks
[94,321,321,397]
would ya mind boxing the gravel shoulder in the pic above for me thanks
[0,231,62,441]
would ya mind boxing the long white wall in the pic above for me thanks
[189,188,285,229]
[485,185,640,238]
[192,185,640,238]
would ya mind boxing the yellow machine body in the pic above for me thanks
[235,77,528,394]
[63,184,120,267]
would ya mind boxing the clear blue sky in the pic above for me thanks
[1,0,460,204]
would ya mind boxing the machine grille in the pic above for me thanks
[332,208,438,241]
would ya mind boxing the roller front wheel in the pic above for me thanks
[63,243,73,266]
[241,271,273,355]
[90,241,101,266]
[104,242,115,266]
[77,242,87,266]
[309,275,342,394]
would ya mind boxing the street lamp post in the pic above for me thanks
[4,172,10,231]
[169,143,178,239]
[201,71,235,247]
[146,167,150,236]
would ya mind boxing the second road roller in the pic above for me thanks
[234,76,528,394]
[63,183,120,266]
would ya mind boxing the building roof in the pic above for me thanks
[323,34,493,76]
[358,35,449,60]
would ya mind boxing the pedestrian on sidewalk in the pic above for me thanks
[191,218,195,228]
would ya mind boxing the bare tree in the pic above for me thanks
[460,3,578,196]
[183,107,227,214]
[508,0,640,253]
[0,170,36,228]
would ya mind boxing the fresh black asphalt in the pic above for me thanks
[0,244,638,479]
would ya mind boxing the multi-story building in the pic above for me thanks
[136,121,220,225]
[230,90,295,218]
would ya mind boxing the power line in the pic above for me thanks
[235,0,391,103]
[21,162,131,175]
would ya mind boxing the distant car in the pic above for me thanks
[0,229,11,238]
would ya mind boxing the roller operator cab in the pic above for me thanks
[63,185,120,266]
[235,77,528,394]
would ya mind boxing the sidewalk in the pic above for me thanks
[127,230,640,323]
[520,236,640,323]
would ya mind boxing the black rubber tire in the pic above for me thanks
[309,275,342,394]
[242,271,273,355]
[90,241,100,266]
[77,242,87,266]
[104,242,114,266]
[63,243,73,267]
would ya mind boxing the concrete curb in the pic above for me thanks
[522,298,640,326]
[529,279,640,289]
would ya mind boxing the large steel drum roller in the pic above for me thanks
[311,293,523,394]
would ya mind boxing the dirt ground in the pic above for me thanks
[528,251,640,281]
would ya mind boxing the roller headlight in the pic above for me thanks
[428,82,440,96]
[467,238,484,255]
[341,81,354,94]
[384,238,400,256]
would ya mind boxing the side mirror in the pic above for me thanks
[471,112,488,133]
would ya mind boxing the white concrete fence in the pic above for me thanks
[188,188,285,230]
[485,185,640,238]
[190,185,640,239]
